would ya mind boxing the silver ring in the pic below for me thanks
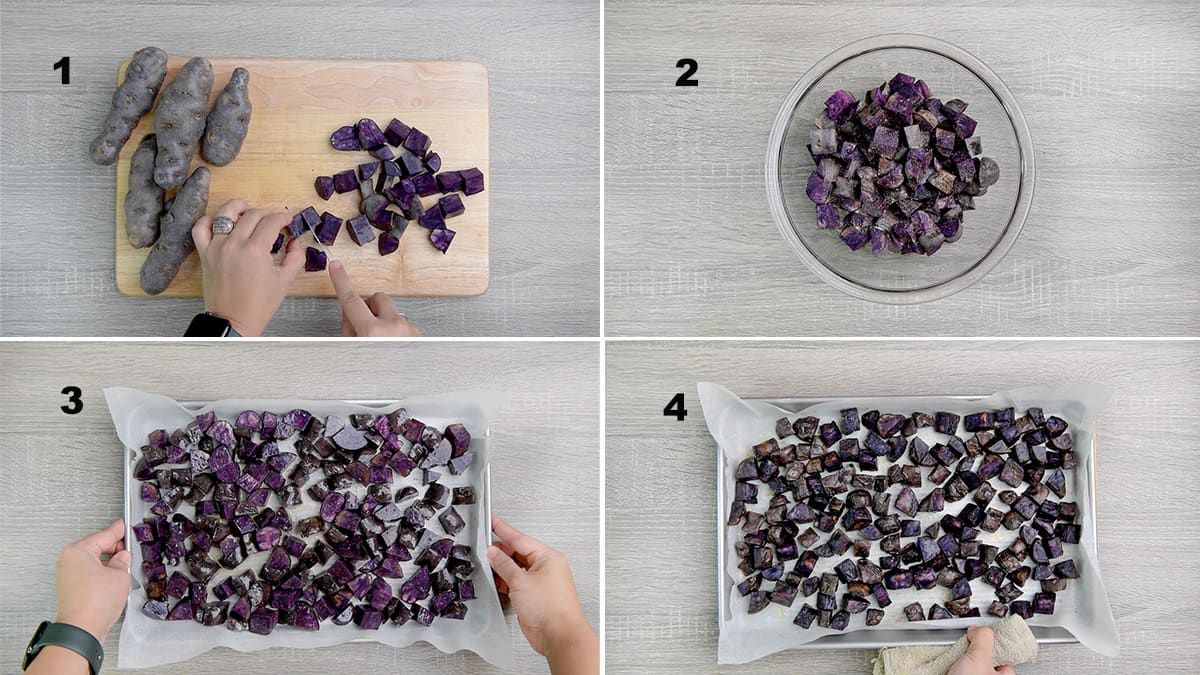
[212,216,235,235]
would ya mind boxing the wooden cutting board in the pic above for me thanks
[114,57,489,297]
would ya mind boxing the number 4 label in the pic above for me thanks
[663,393,688,421]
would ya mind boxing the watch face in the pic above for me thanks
[184,313,230,337]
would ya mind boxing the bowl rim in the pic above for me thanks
[764,33,1035,305]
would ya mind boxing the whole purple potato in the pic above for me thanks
[124,134,164,248]
[202,67,252,166]
[89,46,168,165]
[140,166,210,294]
[154,57,213,190]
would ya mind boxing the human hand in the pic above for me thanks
[54,520,132,642]
[328,260,421,337]
[487,516,597,675]
[193,199,305,336]
[949,626,1016,675]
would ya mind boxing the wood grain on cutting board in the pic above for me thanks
[114,57,489,297]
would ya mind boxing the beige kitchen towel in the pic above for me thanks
[872,615,1038,675]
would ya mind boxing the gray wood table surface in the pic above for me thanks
[606,340,1200,673]
[0,342,600,674]
[605,0,1200,336]
[0,0,600,337]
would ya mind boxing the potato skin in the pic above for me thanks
[140,166,210,295]
[89,46,168,166]
[154,57,213,190]
[124,134,164,248]
[202,67,252,166]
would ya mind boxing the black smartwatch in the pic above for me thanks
[184,312,240,337]
[23,621,103,674]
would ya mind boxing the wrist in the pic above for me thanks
[543,613,594,657]
[53,614,108,644]
[204,309,257,337]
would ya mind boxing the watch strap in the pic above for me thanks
[24,621,103,674]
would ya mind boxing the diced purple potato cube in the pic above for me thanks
[332,170,358,194]
[248,607,277,635]
[869,126,900,159]
[286,214,306,238]
[439,194,465,218]
[383,118,411,146]
[825,89,858,120]
[330,125,359,151]
[376,230,400,255]
[400,152,426,177]
[355,118,386,149]
[436,171,464,194]
[400,567,431,603]
[903,602,924,622]
[346,215,375,246]
[1033,591,1056,614]
[424,152,442,173]
[413,173,439,197]
[403,128,431,156]
[810,128,839,155]
[460,168,485,195]
[815,204,840,230]
[304,247,327,272]
[370,145,395,161]
[430,228,456,253]
[314,175,335,200]
[419,207,445,230]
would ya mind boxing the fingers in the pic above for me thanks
[229,208,269,243]
[250,212,291,250]
[964,625,995,661]
[365,293,400,319]
[487,545,526,588]
[340,308,356,337]
[491,515,546,559]
[77,519,126,556]
[278,236,306,281]
[194,199,249,254]
[328,260,376,329]
[193,215,213,255]
[106,549,132,571]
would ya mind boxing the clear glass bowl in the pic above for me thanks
[765,34,1034,304]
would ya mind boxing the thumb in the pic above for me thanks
[964,625,995,662]
[107,549,132,571]
[487,545,525,588]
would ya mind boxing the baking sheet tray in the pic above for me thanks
[124,398,494,578]
[122,399,493,645]
[716,395,1099,650]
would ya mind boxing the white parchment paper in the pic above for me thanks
[105,387,514,670]
[699,383,1120,664]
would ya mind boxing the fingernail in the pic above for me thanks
[330,260,343,271]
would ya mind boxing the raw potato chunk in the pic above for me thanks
[89,46,168,165]
[154,57,214,190]
[140,166,210,294]
[202,67,252,166]
[124,134,164,248]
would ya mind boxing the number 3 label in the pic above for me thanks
[61,386,82,414]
